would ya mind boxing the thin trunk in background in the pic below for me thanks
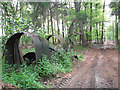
[62,17,64,38]
[90,2,92,42]
[43,22,45,30]
[20,2,23,17]
[54,18,57,43]
[74,1,87,47]
[57,17,60,35]
[115,15,118,46]
[95,3,99,42]
[112,21,114,42]
[47,9,50,34]
[50,9,54,44]
[1,9,4,50]
[96,23,99,42]
[57,17,60,43]
[84,3,89,43]
[47,15,49,34]
[118,1,120,45]
[100,0,105,44]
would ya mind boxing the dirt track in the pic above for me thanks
[53,42,119,88]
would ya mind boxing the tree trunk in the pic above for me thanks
[90,2,92,42]
[115,15,119,46]
[62,18,64,38]
[47,15,49,34]
[50,9,54,44]
[57,18,60,35]
[100,0,105,44]
[118,1,120,46]
[84,3,89,43]
[112,21,114,42]
[96,23,99,42]
[74,1,87,47]
[95,3,99,43]
[101,23,104,44]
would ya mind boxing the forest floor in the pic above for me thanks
[1,41,119,89]
[52,41,119,88]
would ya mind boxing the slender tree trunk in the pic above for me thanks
[57,18,60,43]
[62,18,64,38]
[90,2,92,42]
[112,21,114,42]
[115,15,118,46]
[1,9,4,50]
[50,9,54,44]
[118,1,120,45]
[57,18,60,35]
[86,26,89,42]
[96,23,99,42]
[43,22,45,30]
[54,19,57,44]
[95,3,99,43]
[1,9,4,36]
[20,2,23,17]
[101,23,104,44]
[74,1,87,47]
[85,4,88,43]
[100,0,105,44]
[47,16,49,34]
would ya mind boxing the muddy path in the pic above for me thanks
[52,42,119,88]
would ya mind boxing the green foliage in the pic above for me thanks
[75,46,85,50]
[109,2,120,16]
[116,46,120,50]
[2,63,43,88]
[35,49,79,78]
[35,55,55,78]
[2,49,83,88]
[75,10,88,23]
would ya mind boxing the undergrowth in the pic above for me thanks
[2,49,83,88]
[116,46,120,50]
[74,45,86,50]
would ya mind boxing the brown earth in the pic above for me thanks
[52,41,119,88]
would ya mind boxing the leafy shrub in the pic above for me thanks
[35,55,55,78]
[2,62,43,88]
[2,49,83,88]
[116,46,120,50]
[75,46,85,50]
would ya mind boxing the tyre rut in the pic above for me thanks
[53,48,118,88]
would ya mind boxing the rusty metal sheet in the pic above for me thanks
[5,32,24,65]
[46,35,65,44]
[38,36,51,59]
[4,32,51,65]
[46,35,69,50]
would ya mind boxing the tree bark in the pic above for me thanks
[112,21,114,42]
[95,3,99,42]
[47,14,49,34]
[118,1,120,45]
[115,15,118,46]
[74,1,87,47]
[50,9,54,44]
[57,18,60,35]
[84,3,89,43]
[62,18,64,38]
[100,0,105,44]
[96,23,99,42]
[90,2,92,42]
